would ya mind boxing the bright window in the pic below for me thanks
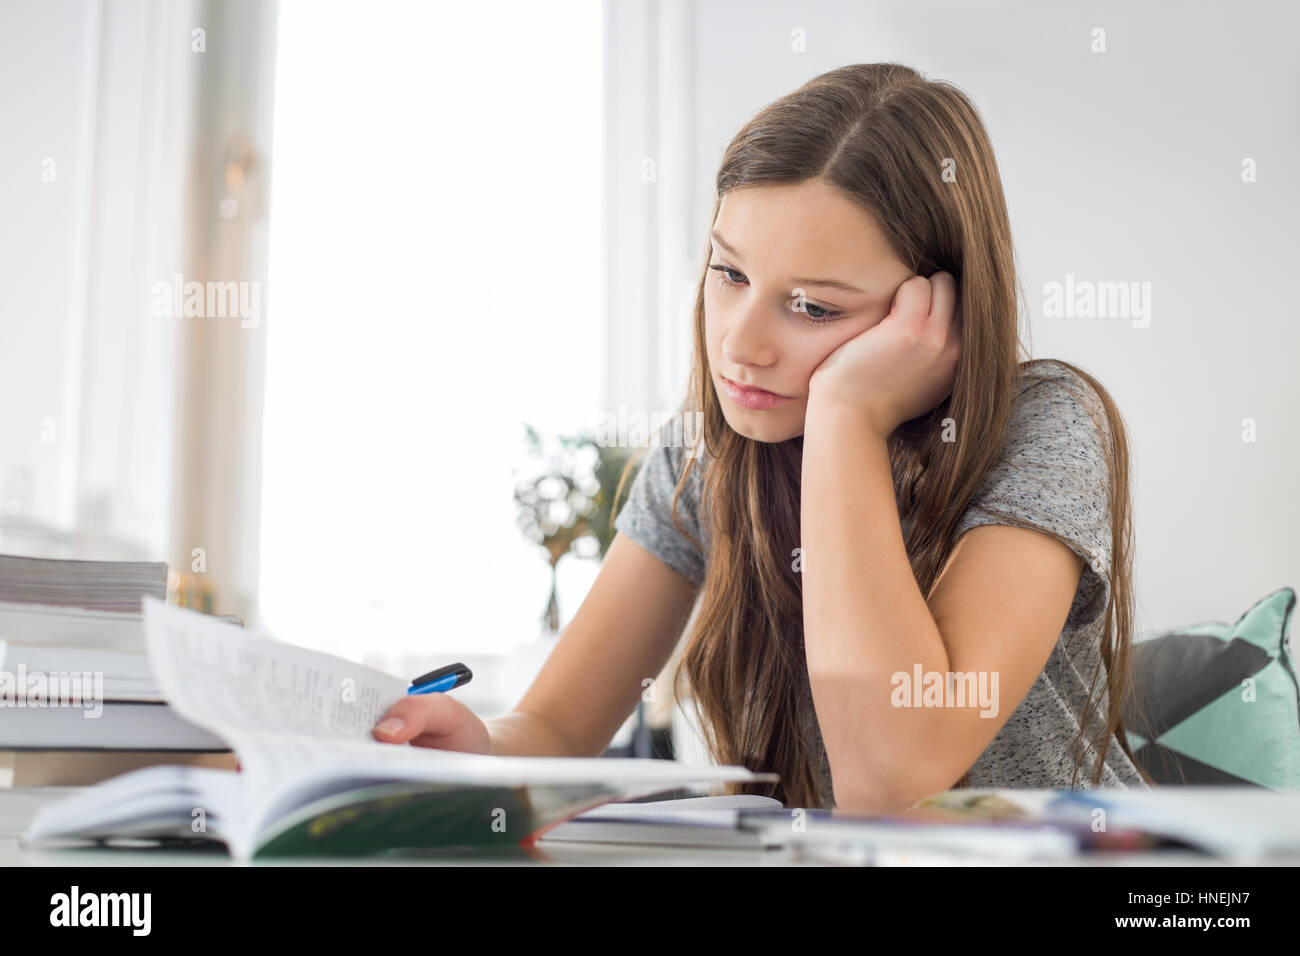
[260,0,604,663]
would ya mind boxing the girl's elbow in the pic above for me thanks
[832,754,967,814]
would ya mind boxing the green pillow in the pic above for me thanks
[1121,587,1299,788]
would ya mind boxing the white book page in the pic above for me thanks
[143,598,408,743]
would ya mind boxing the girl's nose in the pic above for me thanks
[722,304,779,368]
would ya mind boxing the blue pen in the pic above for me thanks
[407,662,473,695]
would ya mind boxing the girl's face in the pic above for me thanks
[704,179,915,443]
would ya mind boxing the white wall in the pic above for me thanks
[606,0,1300,633]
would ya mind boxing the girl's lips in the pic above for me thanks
[719,376,794,410]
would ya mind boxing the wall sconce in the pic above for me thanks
[219,134,259,221]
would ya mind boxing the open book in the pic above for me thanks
[23,600,775,859]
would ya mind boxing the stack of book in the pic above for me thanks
[0,554,236,787]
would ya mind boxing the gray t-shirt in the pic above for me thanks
[613,360,1150,805]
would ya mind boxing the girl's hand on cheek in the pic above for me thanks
[808,271,962,437]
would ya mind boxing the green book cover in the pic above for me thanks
[253,780,628,858]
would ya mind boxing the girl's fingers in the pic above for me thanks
[372,694,457,743]
[892,274,933,323]
[926,271,958,332]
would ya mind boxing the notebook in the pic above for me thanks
[537,788,1159,860]
[1042,787,1300,858]
[539,794,785,847]
[735,807,1083,862]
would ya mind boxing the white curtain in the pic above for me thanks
[0,0,278,629]
[602,0,703,420]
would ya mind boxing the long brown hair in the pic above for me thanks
[618,63,1151,806]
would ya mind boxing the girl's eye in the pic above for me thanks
[790,298,841,324]
[708,264,842,325]
[709,264,747,288]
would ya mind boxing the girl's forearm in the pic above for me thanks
[485,709,586,758]
[800,391,952,810]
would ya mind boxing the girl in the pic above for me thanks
[372,63,1153,813]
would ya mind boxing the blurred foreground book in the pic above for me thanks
[24,601,774,859]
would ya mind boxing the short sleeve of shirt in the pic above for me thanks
[952,363,1116,632]
[613,442,707,587]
